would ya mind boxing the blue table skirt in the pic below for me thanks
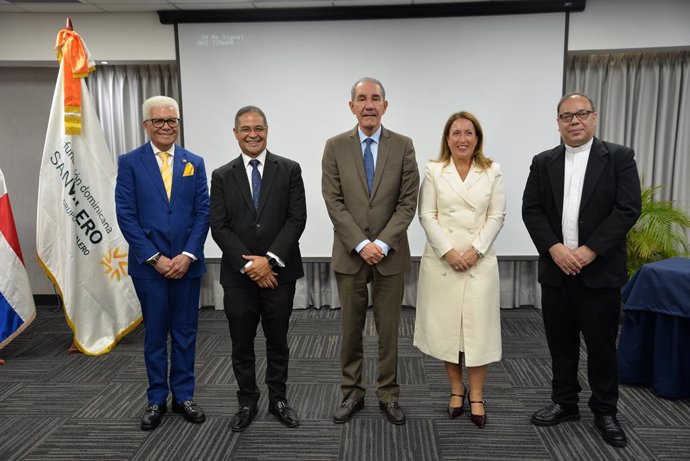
[618,310,690,398]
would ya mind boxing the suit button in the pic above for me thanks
[365,227,370,232]
[168,210,172,215]
[256,224,261,228]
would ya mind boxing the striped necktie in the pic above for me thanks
[157,151,172,201]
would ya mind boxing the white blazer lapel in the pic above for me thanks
[463,165,485,190]
[441,161,477,209]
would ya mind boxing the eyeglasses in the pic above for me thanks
[237,126,266,134]
[146,118,180,128]
[558,110,594,123]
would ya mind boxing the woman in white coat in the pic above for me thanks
[414,111,505,428]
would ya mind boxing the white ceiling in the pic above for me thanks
[0,0,478,14]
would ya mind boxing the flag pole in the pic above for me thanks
[64,16,81,355]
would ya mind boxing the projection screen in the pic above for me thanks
[177,13,565,258]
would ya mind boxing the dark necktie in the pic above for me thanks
[249,158,261,210]
[363,138,375,195]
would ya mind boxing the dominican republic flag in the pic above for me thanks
[36,27,141,355]
[0,168,36,352]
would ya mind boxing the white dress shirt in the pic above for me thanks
[239,150,284,271]
[354,126,390,256]
[561,138,593,250]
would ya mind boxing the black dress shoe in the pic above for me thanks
[531,403,580,427]
[594,415,627,447]
[379,401,406,425]
[230,405,258,432]
[270,400,300,428]
[141,403,167,431]
[172,400,206,424]
[333,398,364,424]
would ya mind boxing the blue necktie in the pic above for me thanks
[363,138,375,195]
[249,158,261,210]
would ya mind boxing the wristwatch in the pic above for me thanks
[472,247,484,258]
[266,255,279,268]
[147,252,161,266]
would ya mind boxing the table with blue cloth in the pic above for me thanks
[618,257,690,398]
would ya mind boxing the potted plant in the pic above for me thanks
[626,185,690,277]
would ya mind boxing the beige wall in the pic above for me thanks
[0,13,175,63]
[569,0,690,51]
[0,67,57,294]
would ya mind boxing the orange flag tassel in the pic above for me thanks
[54,25,95,135]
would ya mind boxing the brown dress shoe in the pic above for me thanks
[379,401,405,425]
[333,398,364,423]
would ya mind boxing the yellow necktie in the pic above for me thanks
[157,152,172,200]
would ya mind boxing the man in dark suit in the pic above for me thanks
[322,77,419,425]
[115,95,210,431]
[522,93,641,447]
[210,106,306,432]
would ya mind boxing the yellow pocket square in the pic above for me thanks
[183,162,195,176]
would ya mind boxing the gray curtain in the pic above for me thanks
[200,260,539,310]
[87,64,179,159]
[566,51,690,219]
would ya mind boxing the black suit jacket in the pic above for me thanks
[522,138,641,288]
[210,151,306,287]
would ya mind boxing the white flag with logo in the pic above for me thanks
[36,28,141,355]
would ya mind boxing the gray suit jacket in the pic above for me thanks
[321,126,419,275]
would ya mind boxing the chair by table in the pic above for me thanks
[618,257,690,398]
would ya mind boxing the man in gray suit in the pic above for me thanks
[322,77,419,425]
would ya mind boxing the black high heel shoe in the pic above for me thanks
[469,398,487,428]
[448,386,467,419]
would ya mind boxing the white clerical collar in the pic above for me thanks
[565,138,593,154]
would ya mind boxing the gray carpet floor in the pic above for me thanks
[1,306,689,460]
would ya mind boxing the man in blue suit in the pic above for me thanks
[115,95,210,431]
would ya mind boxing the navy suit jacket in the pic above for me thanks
[209,151,306,287]
[522,138,641,288]
[115,142,210,279]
